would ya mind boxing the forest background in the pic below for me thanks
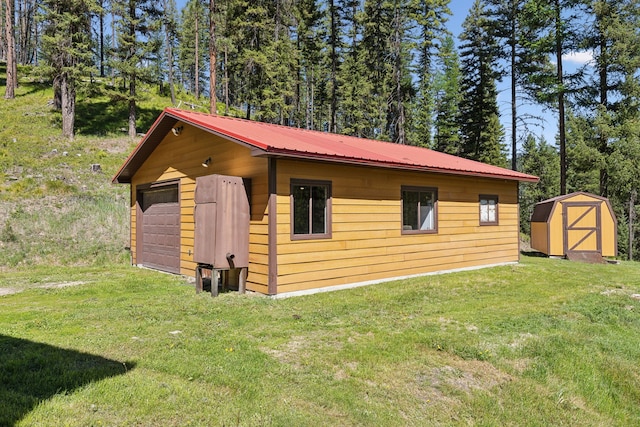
[1,0,639,260]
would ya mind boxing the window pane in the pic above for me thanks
[293,185,310,234]
[419,191,434,230]
[402,191,419,230]
[488,199,496,222]
[480,199,489,222]
[311,185,327,234]
[480,198,497,223]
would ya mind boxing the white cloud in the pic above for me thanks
[561,50,594,65]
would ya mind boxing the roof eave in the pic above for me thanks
[254,149,540,183]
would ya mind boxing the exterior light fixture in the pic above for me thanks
[202,157,212,167]
[172,125,183,136]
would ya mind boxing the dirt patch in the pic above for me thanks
[425,359,513,394]
[0,281,88,296]
[39,281,88,289]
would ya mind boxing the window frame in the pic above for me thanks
[290,179,332,241]
[401,186,438,235]
[479,194,499,225]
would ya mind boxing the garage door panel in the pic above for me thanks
[139,185,180,274]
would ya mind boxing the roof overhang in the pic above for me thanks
[113,108,540,184]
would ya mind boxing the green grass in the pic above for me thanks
[1,256,639,426]
[1,63,640,426]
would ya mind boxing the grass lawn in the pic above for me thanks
[1,256,639,426]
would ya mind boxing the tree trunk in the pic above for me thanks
[510,0,517,170]
[4,0,16,99]
[224,45,229,115]
[597,9,608,198]
[393,7,405,144]
[99,0,105,77]
[209,0,216,114]
[129,80,136,138]
[555,0,566,195]
[60,74,75,139]
[53,74,62,110]
[163,0,175,105]
[195,13,199,99]
[329,0,337,133]
[630,190,636,261]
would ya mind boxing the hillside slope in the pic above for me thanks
[0,68,180,270]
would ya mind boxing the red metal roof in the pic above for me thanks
[113,107,539,184]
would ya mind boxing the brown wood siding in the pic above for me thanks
[129,124,269,293]
[274,159,520,294]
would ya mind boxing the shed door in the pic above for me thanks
[563,202,601,254]
[137,184,180,273]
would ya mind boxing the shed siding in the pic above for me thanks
[548,202,564,256]
[129,124,270,293]
[530,222,549,254]
[275,159,520,293]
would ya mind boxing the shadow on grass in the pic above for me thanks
[75,99,164,136]
[0,334,134,426]
[521,250,548,258]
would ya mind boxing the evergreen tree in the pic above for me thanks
[433,34,461,154]
[410,0,451,147]
[518,0,583,194]
[162,0,179,106]
[487,0,546,170]
[179,0,207,99]
[260,0,298,124]
[40,0,96,139]
[294,0,325,129]
[362,0,393,140]
[110,0,161,138]
[338,0,374,137]
[386,0,415,144]
[582,0,640,198]
[519,133,560,234]
[209,0,217,113]
[458,0,506,166]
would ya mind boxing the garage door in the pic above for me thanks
[138,184,180,273]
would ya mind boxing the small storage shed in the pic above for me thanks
[530,192,617,258]
[113,108,539,296]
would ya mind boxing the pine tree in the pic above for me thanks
[458,0,506,166]
[362,0,393,140]
[433,34,461,154]
[338,0,374,137]
[40,0,96,139]
[487,0,544,170]
[387,0,415,144]
[518,133,560,235]
[294,0,325,129]
[179,0,208,99]
[518,0,583,194]
[110,0,161,138]
[410,0,451,147]
[209,0,219,113]
[162,0,178,106]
